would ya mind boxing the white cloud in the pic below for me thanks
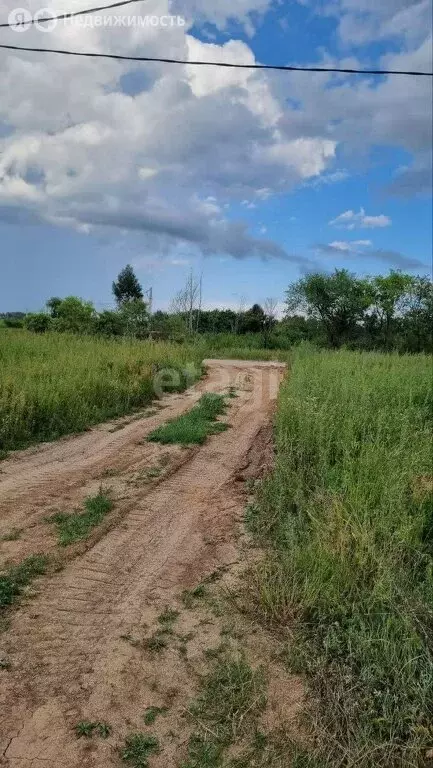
[329,208,392,229]
[328,239,372,251]
[0,8,340,266]
[177,0,274,34]
[0,0,430,268]
[138,167,158,180]
[305,169,349,188]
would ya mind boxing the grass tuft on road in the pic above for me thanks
[121,733,159,767]
[248,348,433,768]
[75,720,111,739]
[148,393,228,445]
[48,489,114,546]
[183,655,267,767]
[0,555,49,611]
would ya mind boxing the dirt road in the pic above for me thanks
[0,360,285,768]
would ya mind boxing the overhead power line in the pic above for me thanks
[0,0,145,28]
[0,43,431,76]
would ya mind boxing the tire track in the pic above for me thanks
[0,361,285,768]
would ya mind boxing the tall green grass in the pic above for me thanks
[0,331,203,451]
[249,349,433,767]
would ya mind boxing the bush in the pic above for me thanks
[94,310,125,337]
[24,313,52,333]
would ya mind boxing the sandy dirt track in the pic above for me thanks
[0,360,285,768]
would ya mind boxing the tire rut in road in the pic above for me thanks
[0,361,285,768]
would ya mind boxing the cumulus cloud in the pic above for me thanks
[306,0,433,47]
[0,3,341,266]
[0,0,430,269]
[329,208,392,229]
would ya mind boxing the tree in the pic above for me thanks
[171,272,201,335]
[112,264,143,306]
[401,276,433,353]
[46,297,62,318]
[54,297,95,334]
[286,269,372,348]
[151,310,185,338]
[263,298,278,346]
[94,310,125,337]
[240,304,266,334]
[118,299,149,338]
[24,313,52,333]
[370,271,414,349]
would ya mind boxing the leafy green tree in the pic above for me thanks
[401,276,433,353]
[94,310,125,337]
[151,310,184,338]
[54,297,95,334]
[286,269,372,347]
[119,299,149,338]
[112,264,143,306]
[24,313,52,333]
[370,271,414,349]
[240,304,266,334]
[46,297,62,318]
[196,309,237,334]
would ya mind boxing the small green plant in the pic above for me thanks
[143,706,168,726]
[157,607,180,626]
[75,720,111,739]
[227,386,238,398]
[120,633,141,647]
[183,655,267,767]
[181,583,207,608]
[121,733,159,767]
[48,489,113,546]
[0,555,49,611]
[144,630,169,653]
[148,393,228,445]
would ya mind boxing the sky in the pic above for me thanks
[0,0,432,313]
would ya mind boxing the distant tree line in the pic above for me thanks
[23,265,150,338]
[0,311,26,328]
[286,269,432,353]
[11,265,433,354]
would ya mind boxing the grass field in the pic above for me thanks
[0,331,204,452]
[248,348,433,767]
[0,331,290,453]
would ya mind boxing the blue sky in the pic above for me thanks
[0,0,431,313]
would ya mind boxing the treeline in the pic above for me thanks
[153,269,432,353]
[10,266,433,354]
[22,265,150,338]
[287,269,433,353]
[0,312,26,328]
